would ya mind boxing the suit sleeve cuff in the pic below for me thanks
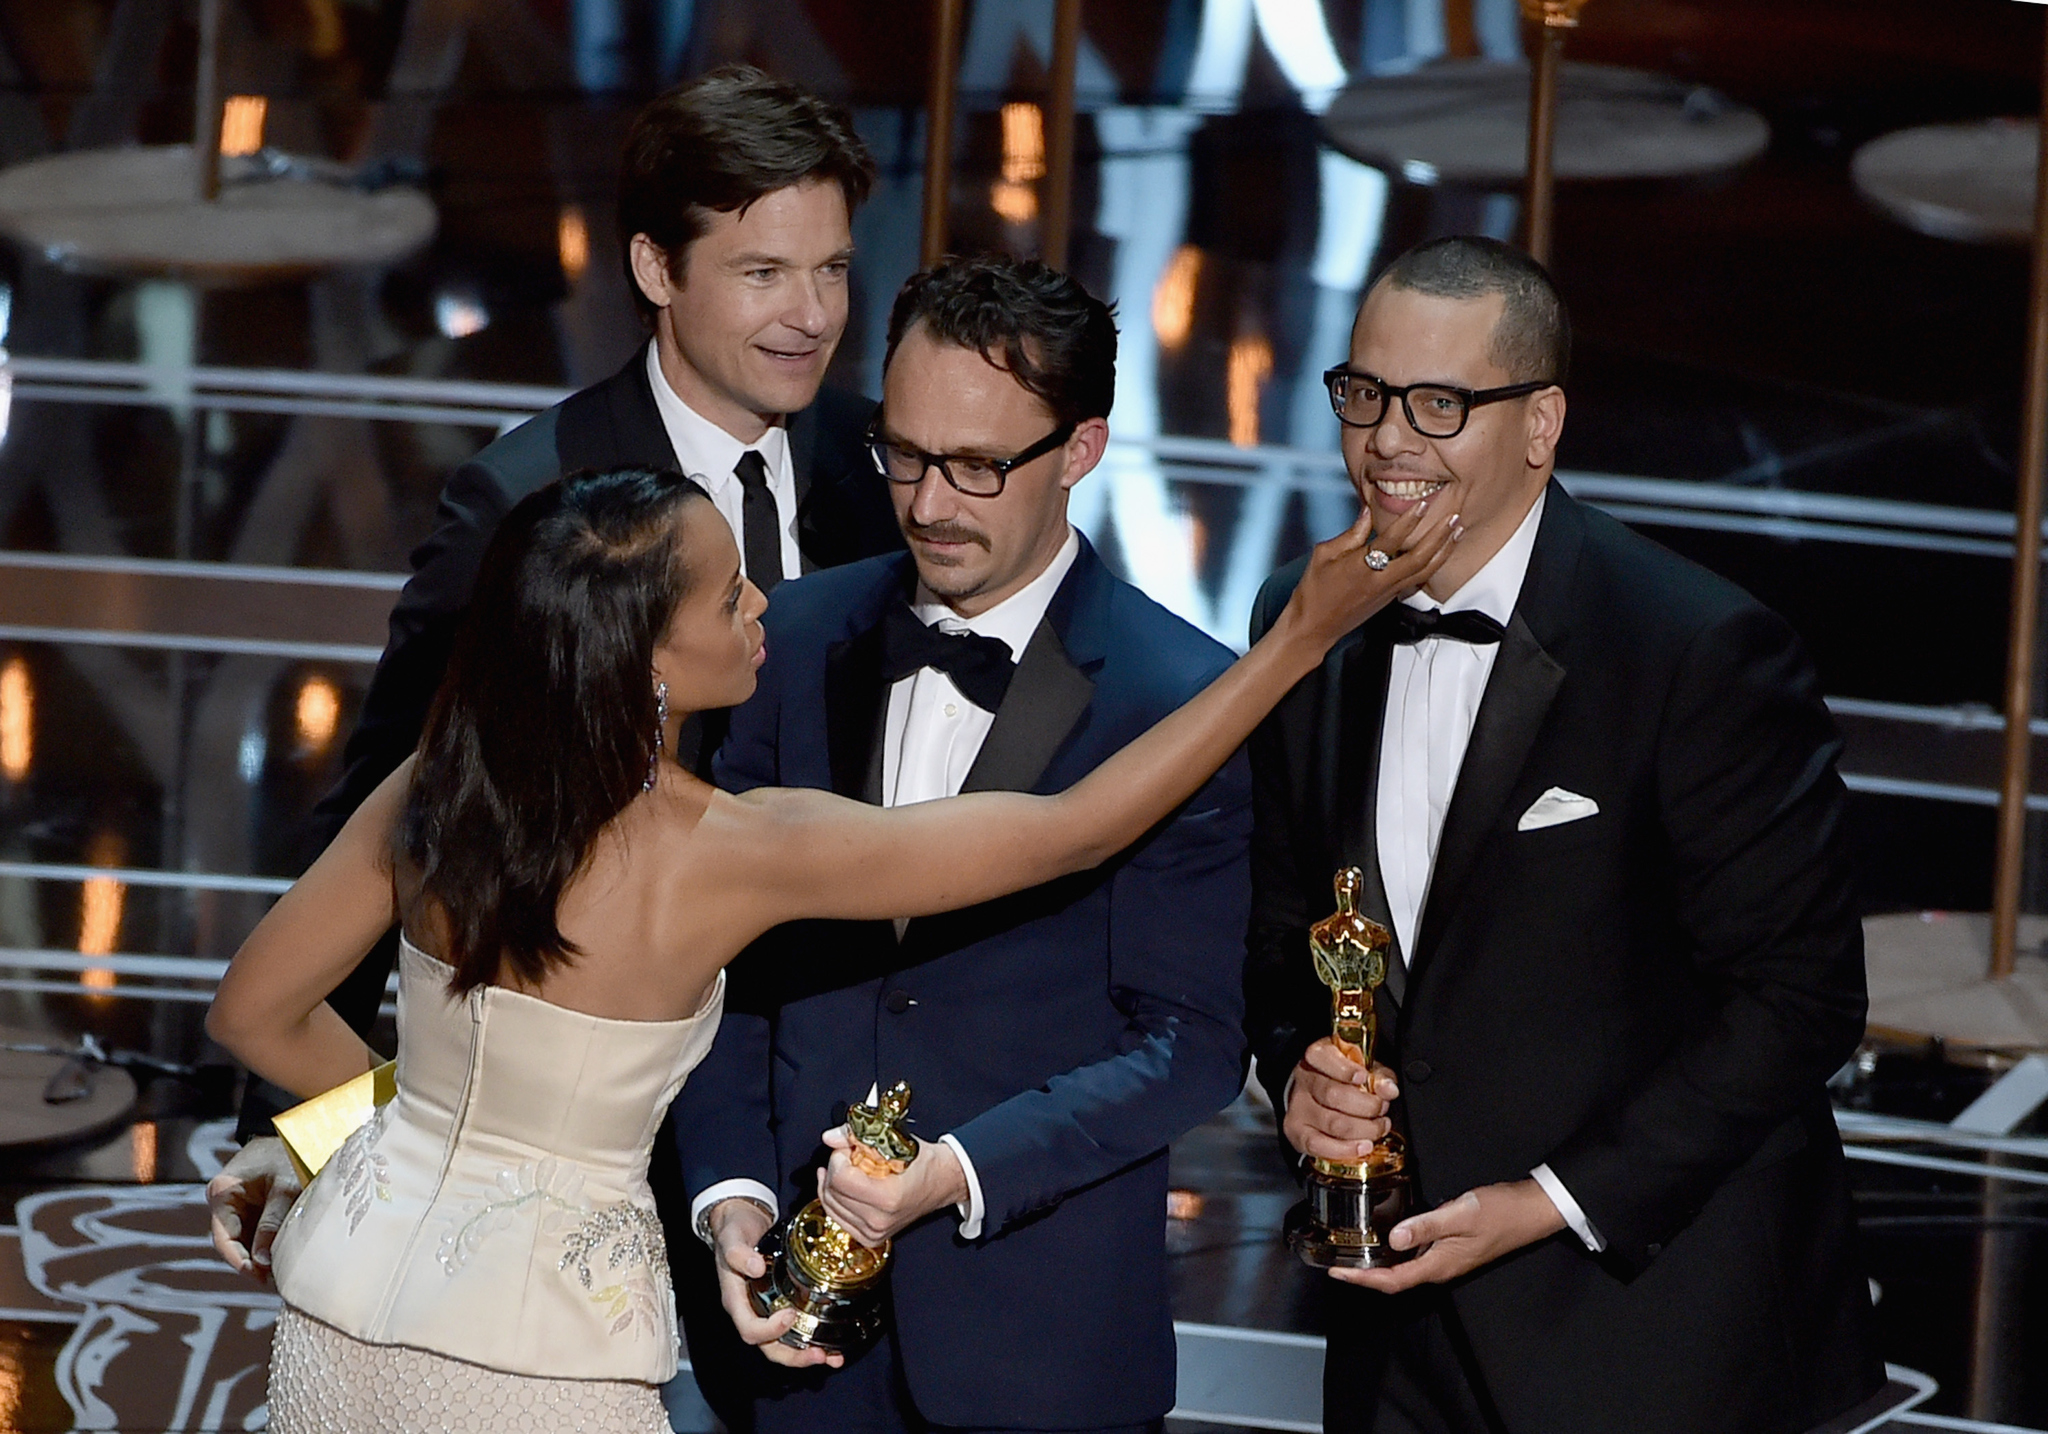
[939,1134,986,1240]
[690,1179,780,1245]
[1531,1163,1605,1252]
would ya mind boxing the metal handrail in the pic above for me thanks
[1,353,2037,556]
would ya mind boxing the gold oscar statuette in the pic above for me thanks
[1286,868,1413,1268]
[748,1080,916,1354]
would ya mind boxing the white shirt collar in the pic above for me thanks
[913,527,1081,663]
[1402,488,1547,624]
[643,341,788,492]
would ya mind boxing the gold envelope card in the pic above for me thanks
[272,1060,397,1183]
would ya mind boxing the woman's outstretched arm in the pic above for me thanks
[723,502,1455,929]
[207,761,411,1098]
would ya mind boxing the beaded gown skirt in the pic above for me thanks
[267,1306,674,1433]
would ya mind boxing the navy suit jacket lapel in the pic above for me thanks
[901,540,1102,949]
[961,618,1095,796]
[959,539,1103,796]
[1408,483,1581,984]
[824,623,890,804]
[822,557,914,805]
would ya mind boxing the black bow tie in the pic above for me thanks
[1384,604,1507,646]
[878,602,1016,712]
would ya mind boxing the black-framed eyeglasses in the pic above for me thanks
[866,421,1076,498]
[1323,367,1556,440]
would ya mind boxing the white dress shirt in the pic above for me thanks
[644,342,802,584]
[1368,491,1603,1253]
[881,528,1080,1240]
[1375,492,1545,963]
[692,529,1080,1245]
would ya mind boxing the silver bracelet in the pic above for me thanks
[694,1195,775,1248]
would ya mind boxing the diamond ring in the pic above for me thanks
[1365,549,1391,571]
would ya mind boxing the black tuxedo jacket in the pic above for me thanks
[1245,484,1882,1434]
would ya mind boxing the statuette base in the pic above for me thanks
[747,1207,887,1355]
[1288,1163,1414,1269]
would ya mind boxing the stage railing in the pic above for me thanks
[0,354,2043,1012]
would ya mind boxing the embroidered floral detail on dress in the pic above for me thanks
[331,1103,394,1235]
[436,1157,586,1276]
[433,1157,671,1344]
[563,1205,670,1339]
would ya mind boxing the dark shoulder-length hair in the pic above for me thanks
[400,467,710,994]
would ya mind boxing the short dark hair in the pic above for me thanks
[1376,236,1570,387]
[403,468,712,995]
[618,65,877,318]
[883,255,1118,427]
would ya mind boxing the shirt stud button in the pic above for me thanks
[944,703,959,718]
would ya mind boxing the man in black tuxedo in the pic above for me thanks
[1244,237,1882,1434]
[214,65,899,1428]
[678,255,1252,1432]
[231,63,897,1092]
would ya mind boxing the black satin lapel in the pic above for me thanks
[788,402,817,509]
[1410,613,1565,975]
[789,404,818,574]
[959,619,1094,796]
[824,626,890,803]
[1331,635,1405,1005]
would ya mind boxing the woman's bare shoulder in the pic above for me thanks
[684,784,861,886]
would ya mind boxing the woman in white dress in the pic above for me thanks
[204,466,1454,1431]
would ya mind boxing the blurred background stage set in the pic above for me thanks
[0,0,2046,1430]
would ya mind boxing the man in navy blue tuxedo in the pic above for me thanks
[671,255,1251,1432]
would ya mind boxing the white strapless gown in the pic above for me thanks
[267,938,723,1432]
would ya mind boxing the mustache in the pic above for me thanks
[903,518,991,550]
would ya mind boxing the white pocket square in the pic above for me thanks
[1518,787,1600,832]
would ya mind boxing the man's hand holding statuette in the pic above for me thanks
[815,1127,967,1248]
[1331,1179,1567,1291]
[1282,1039,1399,1164]
[705,1198,844,1370]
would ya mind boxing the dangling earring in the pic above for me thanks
[644,679,670,792]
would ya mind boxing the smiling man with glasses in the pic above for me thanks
[675,254,1255,1433]
[1245,236,1881,1434]
[1322,368,1557,441]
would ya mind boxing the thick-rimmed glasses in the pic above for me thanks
[866,422,1076,498]
[1323,367,1555,439]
